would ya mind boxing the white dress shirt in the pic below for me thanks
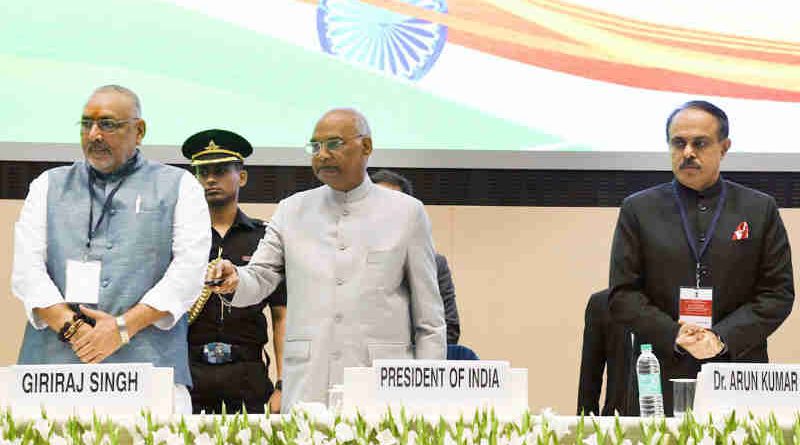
[12,170,210,329]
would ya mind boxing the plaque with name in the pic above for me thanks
[370,359,515,416]
[2,363,160,416]
[694,363,800,420]
[343,362,527,418]
[375,360,509,399]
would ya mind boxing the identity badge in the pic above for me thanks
[679,287,712,329]
[65,259,101,304]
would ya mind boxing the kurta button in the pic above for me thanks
[336,278,344,285]
[106,243,113,250]
[342,209,350,216]
[338,245,347,251]
[110,209,117,215]
[335,313,343,323]
[332,351,341,359]
[101,279,110,287]
[698,203,709,212]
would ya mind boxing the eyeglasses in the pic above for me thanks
[304,134,365,155]
[78,118,138,133]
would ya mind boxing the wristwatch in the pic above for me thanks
[275,380,282,391]
[116,315,130,345]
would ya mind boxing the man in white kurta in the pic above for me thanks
[210,109,446,412]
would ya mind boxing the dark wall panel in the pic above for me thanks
[2,161,799,208]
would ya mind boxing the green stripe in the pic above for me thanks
[0,0,587,150]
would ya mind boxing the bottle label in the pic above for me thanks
[638,373,662,396]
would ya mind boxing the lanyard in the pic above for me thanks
[672,179,727,287]
[86,170,127,251]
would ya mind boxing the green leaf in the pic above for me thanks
[591,415,606,445]
[574,412,585,445]
[613,415,624,445]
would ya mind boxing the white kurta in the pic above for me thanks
[233,176,446,411]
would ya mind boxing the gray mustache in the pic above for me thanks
[680,159,699,169]
[87,142,111,152]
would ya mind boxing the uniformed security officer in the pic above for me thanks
[182,129,287,414]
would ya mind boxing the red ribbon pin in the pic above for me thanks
[732,221,750,240]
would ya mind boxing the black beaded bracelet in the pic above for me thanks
[77,312,96,327]
[57,320,73,343]
[56,312,95,342]
[275,380,283,391]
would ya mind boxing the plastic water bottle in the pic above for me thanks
[637,344,664,417]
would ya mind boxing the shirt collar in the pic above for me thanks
[88,149,144,182]
[327,175,373,204]
[232,208,259,230]
[675,176,724,199]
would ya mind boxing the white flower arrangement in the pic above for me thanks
[0,406,798,444]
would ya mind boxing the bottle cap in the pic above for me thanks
[641,344,652,352]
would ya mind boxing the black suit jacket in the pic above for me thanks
[436,253,461,344]
[577,289,637,416]
[609,179,794,414]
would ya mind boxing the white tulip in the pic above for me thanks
[335,421,356,442]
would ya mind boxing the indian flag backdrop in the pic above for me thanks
[1,0,798,152]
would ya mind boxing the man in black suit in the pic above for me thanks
[577,289,637,416]
[608,100,794,414]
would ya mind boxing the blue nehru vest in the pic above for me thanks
[17,150,192,387]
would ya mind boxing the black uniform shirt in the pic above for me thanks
[188,209,287,347]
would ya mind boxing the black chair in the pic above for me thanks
[447,344,479,360]
[577,289,639,416]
